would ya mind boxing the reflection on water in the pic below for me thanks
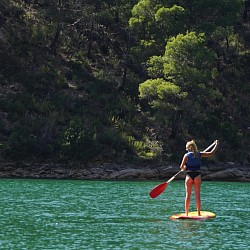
[0,179,249,250]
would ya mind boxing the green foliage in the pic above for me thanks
[120,132,162,160]
[155,4,186,35]
[177,0,244,33]
[0,0,249,165]
[163,32,214,85]
[62,118,101,161]
[139,78,187,108]
[7,115,60,159]
[139,32,217,129]
[129,0,155,29]
[33,64,67,90]
[147,55,164,78]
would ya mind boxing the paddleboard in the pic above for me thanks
[170,211,216,220]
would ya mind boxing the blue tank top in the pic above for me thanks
[186,152,201,171]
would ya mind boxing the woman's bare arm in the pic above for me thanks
[201,140,219,158]
[180,154,188,171]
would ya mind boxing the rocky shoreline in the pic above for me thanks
[0,161,249,182]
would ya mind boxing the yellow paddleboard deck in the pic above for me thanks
[170,211,216,220]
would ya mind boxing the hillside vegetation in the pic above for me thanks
[0,0,249,165]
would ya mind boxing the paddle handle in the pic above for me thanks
[166,141,216,183]
[201,141,216,153]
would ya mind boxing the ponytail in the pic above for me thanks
[186,140,198,157]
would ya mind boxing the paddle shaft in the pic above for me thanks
[201,141,216,153]
[166,141,216,184]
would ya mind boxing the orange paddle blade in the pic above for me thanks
[149,182,168,198]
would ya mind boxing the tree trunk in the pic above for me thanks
[87,20,94,58]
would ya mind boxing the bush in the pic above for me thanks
[62,118,101,161]
[7,115,60,159]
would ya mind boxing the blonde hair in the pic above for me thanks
[186,140,198,157]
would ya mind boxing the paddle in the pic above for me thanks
[149,141,216,198]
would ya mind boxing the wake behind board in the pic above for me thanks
[170,211,216,220]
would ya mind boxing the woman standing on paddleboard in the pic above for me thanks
[180,140,219,216]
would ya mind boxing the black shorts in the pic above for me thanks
[186,171,201,180]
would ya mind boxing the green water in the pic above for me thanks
[0,179,249,250]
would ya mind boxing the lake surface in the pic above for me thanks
[0,178,249,250]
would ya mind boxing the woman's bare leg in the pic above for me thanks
[194,175,201,216]
[185,175,193,216]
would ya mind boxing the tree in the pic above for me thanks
[139,31,223,141]
[155,4,186,37]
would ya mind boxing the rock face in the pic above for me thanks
[0,161,249,182]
